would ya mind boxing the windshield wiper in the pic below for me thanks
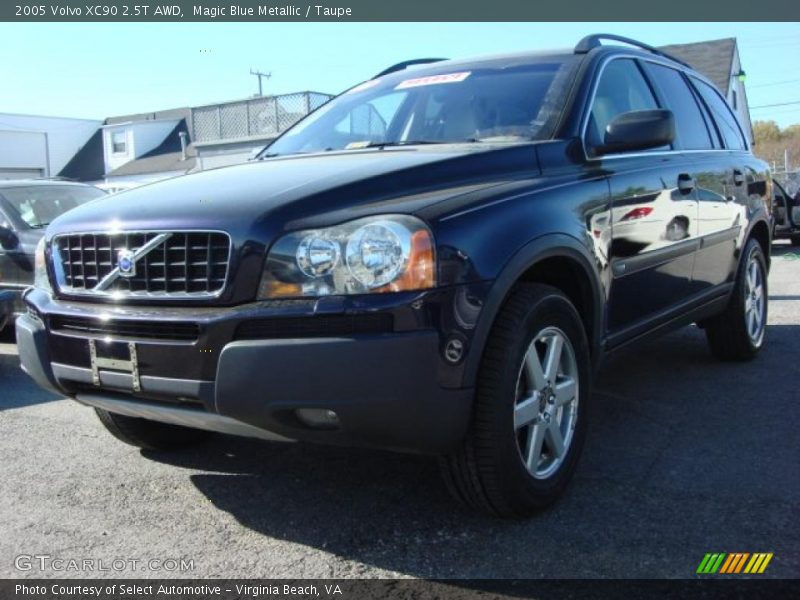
[364,139,479,149]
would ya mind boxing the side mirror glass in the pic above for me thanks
[595,109,675,156]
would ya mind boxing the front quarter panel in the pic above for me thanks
[426,168,611,388]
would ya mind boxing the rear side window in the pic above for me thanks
[587,59,660,148]
[690,77,747,150]
[645,63,713,150]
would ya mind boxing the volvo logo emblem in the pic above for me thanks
[117,249,136,278]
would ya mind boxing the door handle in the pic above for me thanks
[677,173,695,194]
[733,169,745,186]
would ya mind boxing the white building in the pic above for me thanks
[91,92,332,190]
[0,113,101,179]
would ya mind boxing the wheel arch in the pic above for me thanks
[461,234,605,388]
[748,218,771,270]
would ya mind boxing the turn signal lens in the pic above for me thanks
[257,280,303,299]
[375,230,435,293]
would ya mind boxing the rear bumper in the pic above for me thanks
[17,287,479,454]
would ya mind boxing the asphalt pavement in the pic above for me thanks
[1,243,798,579]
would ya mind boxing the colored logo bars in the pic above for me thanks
[697,552,774,574]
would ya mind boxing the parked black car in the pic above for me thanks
[0,180,106,317]
[772,180,800,245]
[17,35,771,516]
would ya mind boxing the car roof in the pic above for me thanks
[383,49,577,78]
[380,43,701,83]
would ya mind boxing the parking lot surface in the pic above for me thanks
[1,244,798,579]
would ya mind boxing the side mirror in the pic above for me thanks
[0,225,18,250]
[595,109,675,156]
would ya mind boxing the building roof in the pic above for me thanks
[105,107,194,137]
[57,128,105,181]
[658,38,737,95]
[105,119,196,178]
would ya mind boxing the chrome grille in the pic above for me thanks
[53,231,231,298]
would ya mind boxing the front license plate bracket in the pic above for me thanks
[88,339,141,392]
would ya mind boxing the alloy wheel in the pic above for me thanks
[513,326,579,479]
[744,254,766,346]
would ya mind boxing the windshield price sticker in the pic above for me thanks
[395,72,471,90]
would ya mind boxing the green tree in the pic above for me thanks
[752,120,782,144]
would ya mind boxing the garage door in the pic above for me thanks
[0,168,43,180]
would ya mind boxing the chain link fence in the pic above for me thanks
[192,92,333,143]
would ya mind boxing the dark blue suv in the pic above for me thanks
[17,35,771,516]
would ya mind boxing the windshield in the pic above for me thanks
[262,57,579,157]
[0,185,106,228]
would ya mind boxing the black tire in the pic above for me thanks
[440,283,591,518]
[95,408,211,450]
[704,238,768,361]
[790,234,800,247]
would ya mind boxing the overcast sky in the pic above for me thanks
[1,22,798,126]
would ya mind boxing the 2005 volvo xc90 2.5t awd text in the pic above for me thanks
[18,35,771,516]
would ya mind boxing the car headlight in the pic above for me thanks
[34,237,53,293]
[259,215,435,298]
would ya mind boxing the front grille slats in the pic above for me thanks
[53,231,230,299]
[50,315,200,342]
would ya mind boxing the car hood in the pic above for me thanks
[47,144,539,242]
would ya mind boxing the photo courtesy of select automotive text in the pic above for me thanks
[0,1,799,597]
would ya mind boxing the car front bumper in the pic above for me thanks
[17,287,480,454]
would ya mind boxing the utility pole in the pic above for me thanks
[250,68,271,97]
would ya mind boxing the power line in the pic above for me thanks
[751,100,800,109]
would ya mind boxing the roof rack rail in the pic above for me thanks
[574,34,691,68]
[373,58,448,79]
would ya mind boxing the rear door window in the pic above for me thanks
[645,63,713,150]
[690,77,747,150]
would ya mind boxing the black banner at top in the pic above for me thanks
[3,0,800,22]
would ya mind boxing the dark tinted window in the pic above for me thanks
[691,77,747,150]
[645,63,712,150]
[587,59,660,149]
[0,185,105,228]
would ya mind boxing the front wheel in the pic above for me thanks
[440,283,590,517]
[704,238,768,361]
